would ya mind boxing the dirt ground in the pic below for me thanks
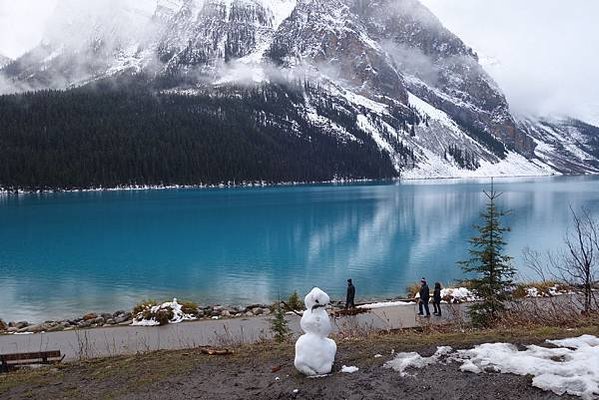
[2,325,595,400]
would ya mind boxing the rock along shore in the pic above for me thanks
[0,297,413,335]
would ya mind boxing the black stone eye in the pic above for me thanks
[315,299,319,303]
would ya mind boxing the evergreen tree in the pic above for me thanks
[459,182,515,326]
[270,302,291,343]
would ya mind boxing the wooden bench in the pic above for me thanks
[0,351,64,373]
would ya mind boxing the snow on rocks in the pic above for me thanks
[132,298,196,326]
[387,335,599,399]
[414,287,478,303]
[384,346,453,377]
[294,288,337,376]
[440,287,478,303]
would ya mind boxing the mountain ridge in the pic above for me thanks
[0,0,597,190]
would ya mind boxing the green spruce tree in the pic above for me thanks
[459,183,515,327]
[270,302,291,343]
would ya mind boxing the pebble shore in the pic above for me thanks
[0,303,282,334]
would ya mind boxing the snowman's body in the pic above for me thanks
[294,288,337,376]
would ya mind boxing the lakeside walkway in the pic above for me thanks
[0,303,459,361]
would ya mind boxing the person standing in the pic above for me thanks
[433,282,442,316]
[346,279,356,309]
[418,278,431,317]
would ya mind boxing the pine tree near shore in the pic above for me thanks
[270,302,291,343]
[459,183,515,327]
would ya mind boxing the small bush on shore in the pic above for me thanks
[286,291,304,311]
[150,308,175,326]
[407,283,421,298]
[180,301,199,317]
[133,299,157,315]
[270,303,290,343]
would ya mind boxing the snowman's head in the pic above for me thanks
[304,287,330,311]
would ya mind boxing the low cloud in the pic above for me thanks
[420,0,599,124]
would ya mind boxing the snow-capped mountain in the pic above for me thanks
[1,0,598,182]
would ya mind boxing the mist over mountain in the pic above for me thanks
[0,0,597,190]
[0,53,10,68]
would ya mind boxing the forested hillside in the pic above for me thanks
[0,82,397,191]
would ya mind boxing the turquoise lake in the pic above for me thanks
[1,176,598,322]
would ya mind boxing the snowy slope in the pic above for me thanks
[0,0,597,180]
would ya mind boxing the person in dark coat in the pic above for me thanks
[432,282,442,316]
[346,279,356,309]
[418,278,431,317]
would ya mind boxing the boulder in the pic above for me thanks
[252,308,264,316]
[114,314,129,324]
[24,323,53,333]
[12,321,29,329]
[46,324,65,332]
[83,313,98,321]
[78,320,92,328]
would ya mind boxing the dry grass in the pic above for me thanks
[3,321,599,399]
[132,299,157,315]
[406,282,421,298]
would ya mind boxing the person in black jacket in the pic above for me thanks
[432,282,442,316]
[346,279,356,309]
[418,278,431,317]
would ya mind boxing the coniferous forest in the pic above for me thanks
[0,81,398,191]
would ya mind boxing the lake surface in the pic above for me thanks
[1,176,598,322]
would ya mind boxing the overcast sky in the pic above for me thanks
[420,0,599,123]
[0,0,597,123]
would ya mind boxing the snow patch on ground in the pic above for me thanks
[387,335,599,399]
[358,300,413,309]
[455,335,599,399]
[341,365,359,373]
[384,346,453,376]
[402,150,555,180]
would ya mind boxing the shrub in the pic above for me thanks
[153,308,175,326]
[133,299,157,315]
[407,282,421,298]
[287,291,304,311]
[180,301,199,316]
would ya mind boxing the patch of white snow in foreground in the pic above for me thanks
[341,365,359,373]
[457,335,599,399]
[386,335,599,399]
[384,346,453,376]
[358,300,413,309]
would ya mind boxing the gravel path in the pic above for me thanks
[0,303,460,360]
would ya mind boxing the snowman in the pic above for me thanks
[294,287,337,376]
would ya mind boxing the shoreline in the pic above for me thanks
[0,295,415,334]
[0,172,591,196]
[1,282,576,335]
